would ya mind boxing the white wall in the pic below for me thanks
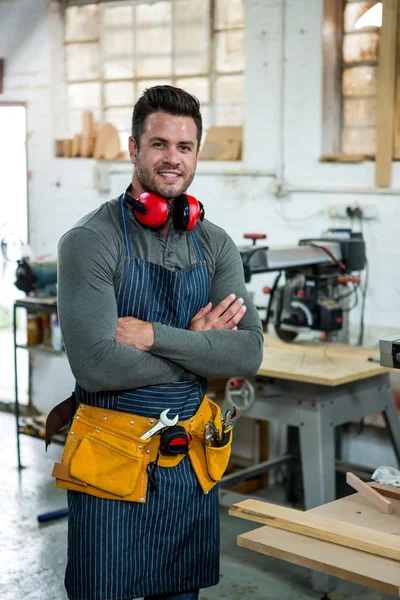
[1,0,399,448]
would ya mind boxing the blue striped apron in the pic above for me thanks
[65,195,220,600]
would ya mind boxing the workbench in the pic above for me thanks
[232,486,400,597]
[220,336,400,593]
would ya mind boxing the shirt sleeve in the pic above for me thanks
[57,227,192,393]
[150,232,264,377]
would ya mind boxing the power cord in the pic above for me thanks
[264,272,282,330]
[306,242,351,275]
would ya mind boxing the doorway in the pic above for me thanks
[0,104,28,405]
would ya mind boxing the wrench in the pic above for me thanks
[204,420,220,447]
[224,406,240,430]
[140,409,179,441]
[220,407,241,447]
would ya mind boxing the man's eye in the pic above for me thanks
[180,145,191,152]
[153,142,165,148]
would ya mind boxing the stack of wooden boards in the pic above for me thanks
[55,111,122,160]
[230,481,400,595]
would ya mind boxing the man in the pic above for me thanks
[57,85,263,600]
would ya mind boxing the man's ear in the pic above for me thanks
[129,136,138,164]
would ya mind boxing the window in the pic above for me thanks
[64,0,245,152]
[341,1,379,155]
[323,0,381,158]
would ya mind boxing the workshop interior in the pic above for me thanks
[2,0,400,599]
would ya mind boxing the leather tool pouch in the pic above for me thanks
[204,432,233,482]
[69,434,143,497]
[51,396,232,502]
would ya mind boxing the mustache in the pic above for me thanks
[157,166,182,173]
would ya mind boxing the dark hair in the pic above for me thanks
[131,85,203,149]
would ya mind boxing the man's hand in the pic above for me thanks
[189,294,246,332]
[116,317,154,351]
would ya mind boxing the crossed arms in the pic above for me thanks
[57,227,263,392]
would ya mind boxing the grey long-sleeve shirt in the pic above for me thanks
[57,197,263,392]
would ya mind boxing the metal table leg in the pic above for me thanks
[298,399,338,595]
[299,408,336,511]
[381,388,400,467]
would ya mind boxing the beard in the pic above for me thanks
[135,157,196,200]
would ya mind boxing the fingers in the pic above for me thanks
[206,295,247,330]
[220,297,245,321]
[190,302,212,322]
[208,294,237,319]
[188,294,247,331]
[225,303,247,329]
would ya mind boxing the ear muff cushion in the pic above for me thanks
[173,194,204,231]
[173,195,189,231]
[134,192,171,228]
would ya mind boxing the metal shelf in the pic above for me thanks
[14,298,64,468]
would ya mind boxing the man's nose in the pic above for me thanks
[162,147,180,166]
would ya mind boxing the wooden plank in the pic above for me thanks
[71,133,81,157]
[393,0,400,158]
[81,111,94,158]
[62,139,72,158]
[93,123,121,161]
[319,154,366,163]
[238,526,400,597]
[375,0,399,187]
[229,500,400,562]
[55,140,63,158]
[322,0,344,155]
[370,482,400,501]
[346,472,392,514]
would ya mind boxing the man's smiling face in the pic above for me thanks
[129,111,199,200]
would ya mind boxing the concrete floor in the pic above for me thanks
[0,411,394,600]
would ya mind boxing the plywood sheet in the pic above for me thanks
[230,500,400,561]
[199,126,242,161]
[257,345,388,386]
[311,491,400,533]
[263,334,379,361]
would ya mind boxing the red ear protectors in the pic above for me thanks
[173,194,205,231]
[124,186,205,232]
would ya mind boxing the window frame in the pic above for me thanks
[64,0,245,148]
[322,0,400,165]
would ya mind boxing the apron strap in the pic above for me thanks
[190,230,206,262]
[118,194,134,257]
[45,392,79,450]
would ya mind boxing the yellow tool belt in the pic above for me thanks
[52,395,232,503]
